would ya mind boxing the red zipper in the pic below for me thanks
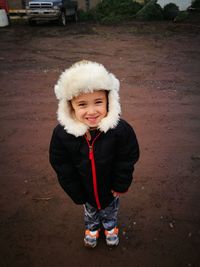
[84,133,101,210]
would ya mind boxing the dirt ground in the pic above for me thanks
[0,16,200,267]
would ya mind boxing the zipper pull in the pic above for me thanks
[89,146,93,160]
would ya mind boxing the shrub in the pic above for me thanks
[135,0,164,21]
[163,3,179,20]
[91,0,143,22]
[174,11,189,22]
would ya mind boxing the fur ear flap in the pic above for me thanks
[57,100,88,137]
[98,90,121,133]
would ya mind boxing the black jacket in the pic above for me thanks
[49,119,139,209]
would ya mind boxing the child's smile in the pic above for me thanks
[71,90,107,128]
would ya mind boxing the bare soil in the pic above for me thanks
[0,17,200,267]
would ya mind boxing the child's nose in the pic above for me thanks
[87,105,96,114]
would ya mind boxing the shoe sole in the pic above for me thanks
[84,240,97,248]
[106,239,119,246]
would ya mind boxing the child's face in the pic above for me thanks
[71,90,107,128]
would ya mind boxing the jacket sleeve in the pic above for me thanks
[112,120,140,193]
[49,126,86,205]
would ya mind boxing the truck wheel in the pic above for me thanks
[58,11,66,26]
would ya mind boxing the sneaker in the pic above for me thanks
[84,229,99,248]
[105,227,119,246]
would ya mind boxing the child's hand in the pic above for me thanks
[111,190,119,197]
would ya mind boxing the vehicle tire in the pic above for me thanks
[28,20,37,26]
[58,11,66,26]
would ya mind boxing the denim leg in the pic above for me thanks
[100,197,119,231]
[84,202,101,231]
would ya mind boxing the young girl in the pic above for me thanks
[49,60,139,248]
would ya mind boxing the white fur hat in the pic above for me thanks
[54,60,121,137]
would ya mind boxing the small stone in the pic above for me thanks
[169,222,174,229]
[191,155,200,160]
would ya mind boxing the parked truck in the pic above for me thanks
[25,0,78,26]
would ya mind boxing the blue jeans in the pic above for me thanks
[84,197,119,231]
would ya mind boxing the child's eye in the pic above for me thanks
[95,100,103,104]
[78,103,86,107]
